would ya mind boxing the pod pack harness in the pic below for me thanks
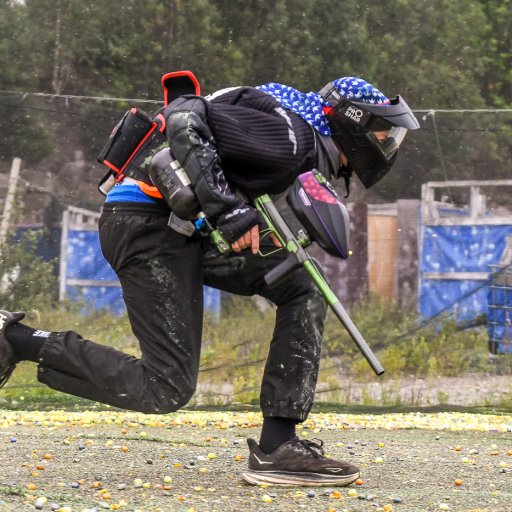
[96,70,201,197]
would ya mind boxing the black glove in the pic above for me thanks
[215,204,260,244]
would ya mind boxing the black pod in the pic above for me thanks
[149,148,200,220]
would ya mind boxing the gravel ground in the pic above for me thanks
[0,410,511,512]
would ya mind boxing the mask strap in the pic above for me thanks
[338,166,352,198]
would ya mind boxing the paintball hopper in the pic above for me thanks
[255,174,383,376]
[287,170,351,259]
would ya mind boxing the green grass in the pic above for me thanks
[2,295,511,411]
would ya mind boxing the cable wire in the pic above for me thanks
[0,89,163,105]
[0,89,511,112]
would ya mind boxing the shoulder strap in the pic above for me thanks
[162,70,201,106]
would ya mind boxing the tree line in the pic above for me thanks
[0,0,510,201]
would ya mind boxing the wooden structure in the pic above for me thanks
[367,203,398,300]
[0,158,21,246]
[367,200,420,307]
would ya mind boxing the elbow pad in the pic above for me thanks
[164,97,241,219]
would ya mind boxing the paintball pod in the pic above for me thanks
[255,170,384,376]
[149,148,231,254]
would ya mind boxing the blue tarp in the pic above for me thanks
[65,229,221,316]
[487,268,512,353]
[419,224,512,320]
[67,230,115,281]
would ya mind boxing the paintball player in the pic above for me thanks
[0,76,419,486]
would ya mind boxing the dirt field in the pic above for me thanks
[0,410,511,512]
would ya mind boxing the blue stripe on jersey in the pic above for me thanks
[105,183,157,204]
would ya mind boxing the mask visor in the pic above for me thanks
[373,126,408,159]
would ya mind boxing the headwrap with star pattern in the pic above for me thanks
[256,76,389,136]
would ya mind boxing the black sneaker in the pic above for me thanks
[242,437,360,486]
[0,310,25,388]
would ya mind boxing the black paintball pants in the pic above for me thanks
[37,202,327,421]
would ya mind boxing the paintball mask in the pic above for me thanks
[319,82,420,188]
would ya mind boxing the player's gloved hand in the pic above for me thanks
[215,204,260,245]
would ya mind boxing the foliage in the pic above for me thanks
[0,0,510,200]
[2,294,505,409]
[0,228,57,311]
[3,0,507,104]
[479,0,512,106]
[0,96,55,163]
[322,295,493,380]
[0,2,55,161]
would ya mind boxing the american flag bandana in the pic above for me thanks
[257,76,389,136]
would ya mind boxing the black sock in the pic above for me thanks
[259,417,297,454]
[5,323,47,362]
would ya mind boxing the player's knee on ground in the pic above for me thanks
[147,379,197,415]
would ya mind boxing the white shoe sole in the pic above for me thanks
[241,469,360,487]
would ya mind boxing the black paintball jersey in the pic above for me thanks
[206,86,339,200]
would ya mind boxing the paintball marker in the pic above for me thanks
[149,149,384,375]
[254,170,384,376]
